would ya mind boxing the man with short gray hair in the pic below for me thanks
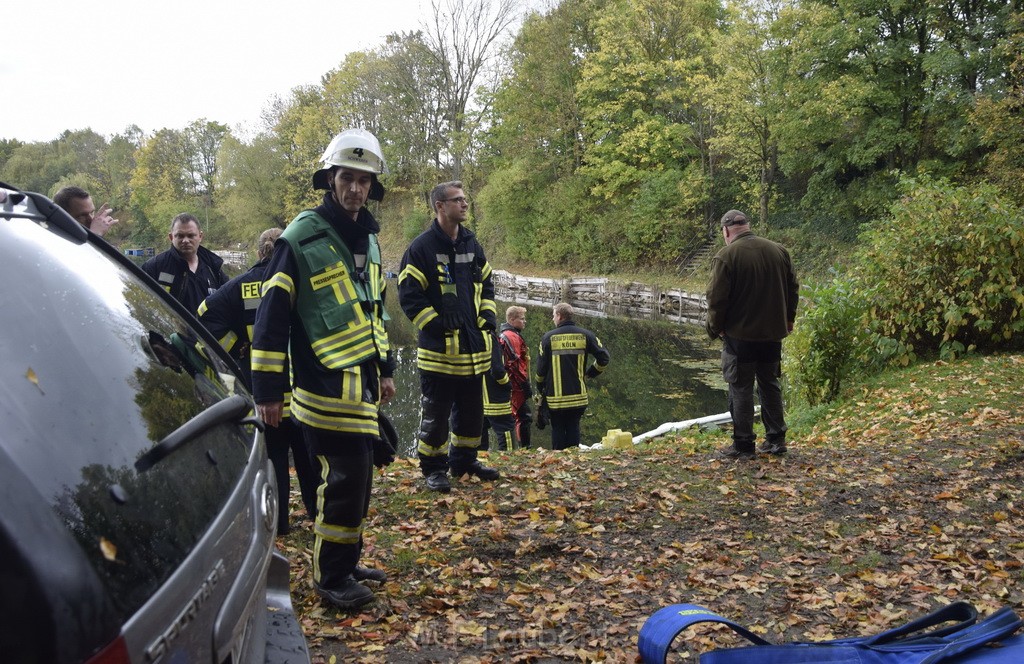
[706,209,799,459]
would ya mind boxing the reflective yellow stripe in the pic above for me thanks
[314,521,363,544]
[399,264,428,290]
[548,393,588,409]
[292,404,377,435]
[418,439,449,456]
[218,331,239,353]
[496,430,514,451]
[251,349,287,373]
[293,386,377,417]
[416,347,490,375]
[262,271,294,296]
[451,434,480,449]
[413,307,438,329]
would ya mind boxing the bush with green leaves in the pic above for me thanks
[853,176,1024,363]
[784,277,869,407]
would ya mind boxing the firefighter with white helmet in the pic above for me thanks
[251,127,395,611]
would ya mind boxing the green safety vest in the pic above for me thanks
[280,211,390,371]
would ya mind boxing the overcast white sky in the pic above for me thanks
[2,0,432,143]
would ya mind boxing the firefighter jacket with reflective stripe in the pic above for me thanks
[251,203,394,436]
[280,210,390,371]
[141,245,230,314]
[483,334,512,417]
[398,220,497,376]
[197,258,293,417]
[535,319,610,410]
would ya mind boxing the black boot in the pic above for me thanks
[353,566,388,583]
[454,461,500,481]
[425,471,451,493]
[314,577,375,610]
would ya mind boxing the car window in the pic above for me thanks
[0,216,254,623]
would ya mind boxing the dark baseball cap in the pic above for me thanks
[720,210,748,227]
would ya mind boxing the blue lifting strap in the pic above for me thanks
[638,602,1024,664]
[637,603,771,664]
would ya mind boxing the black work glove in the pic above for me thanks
[481,314,496,332]
[535,397,550,430]
[373,413,398,468]
[521,381,534,398]
[440,286,462,331]
[373,436,396,468]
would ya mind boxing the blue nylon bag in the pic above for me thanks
[638,602,1023,664]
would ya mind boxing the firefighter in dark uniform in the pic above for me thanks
[250,129,396,611]
[398,181,500,493]
[197,227,319,535]
[141,213,229,313]
[535,302,611,450]
[481,334,516,451]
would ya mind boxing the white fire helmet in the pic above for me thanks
[312,128,388,201]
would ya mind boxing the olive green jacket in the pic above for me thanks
[705,231,799,342]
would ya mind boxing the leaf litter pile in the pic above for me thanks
[279,355,1024,663]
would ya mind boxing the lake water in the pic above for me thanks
[380,293,727,455]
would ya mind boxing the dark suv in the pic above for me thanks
[0,183,309,663]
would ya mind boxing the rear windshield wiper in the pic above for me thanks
[135,394,263,472]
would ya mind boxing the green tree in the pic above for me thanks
[216,132,288,243]
[477,0,604,263]
[130,128,194,244]
[774,0,1017,222]
[422,0,520,180]
[970,11,1024,206]
[709,0,790,228]
[575,0,722,265]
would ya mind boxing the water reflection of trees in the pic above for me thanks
[380,296,724,454]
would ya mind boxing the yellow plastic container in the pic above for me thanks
[600,429,634,450]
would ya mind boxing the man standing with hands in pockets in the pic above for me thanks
[706,209,799,460]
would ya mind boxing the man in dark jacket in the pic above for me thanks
[141,213,229,313]
[535,303,610,450]
[250,128,396,611]
[197,227,318,536]
[398,181,500,493]
[705,209,799,459]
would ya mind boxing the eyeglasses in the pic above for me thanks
[440,196,469,204]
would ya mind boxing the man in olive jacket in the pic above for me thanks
[706,209,799,459]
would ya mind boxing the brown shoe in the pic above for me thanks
[717,444,755,460]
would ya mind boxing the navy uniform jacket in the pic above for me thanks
[397,220,497,377]
[535,319,610,411]
[142,245,230,314]
[197,258,271,387]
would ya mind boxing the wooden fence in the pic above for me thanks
[491,270,705,325]
[215,250,249,268]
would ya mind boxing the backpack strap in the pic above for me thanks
[861,602,978,646]
[638,604,771,664]
[919,607,1023,663]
